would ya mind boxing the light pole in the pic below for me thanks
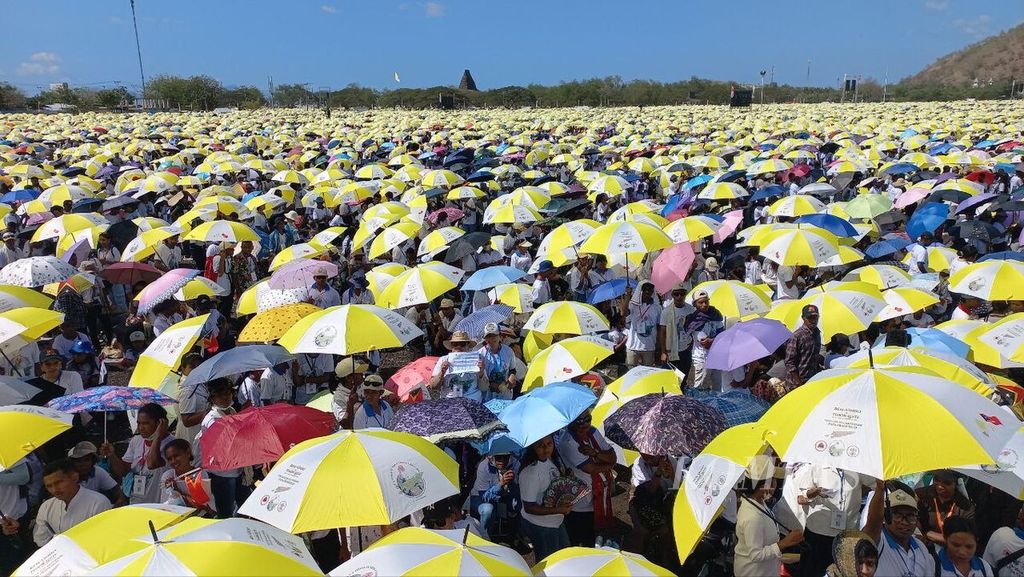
[759,70,766,104]
[129,0,146,99]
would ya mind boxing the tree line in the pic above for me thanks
[1,73,1019,112]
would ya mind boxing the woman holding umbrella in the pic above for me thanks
[518,435,571,562]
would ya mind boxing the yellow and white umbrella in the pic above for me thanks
[421,169,464,188]
[173,277,229,301]
[767,194,825,217]
[522,301,609,335]
[277,304,423,356]
[129,314,209,388]
[368,221,423,260]
[956,426,1024,500]
[587,174,631,198]
[686,280,771,318]
[31,213,107,243]
[875,286,940,322]
[268,243,325,272]
[534,547,672,577]
[83,517,321,576]
[760,367,1014,479]
[747,158,794,175]
[120,225,187,263]
[367,263,409,299]
[579,222,672,259]
[183,220,260,243]
[418,227,465,259]
[843,264,912,289]
[766,282,885,341]
[696,182,748,201]
[329,527,530,577]
[900,246,959,273]
[239,430,459,532]
[482,202,541,225]
[376,261,465,309]
[537,220,601,266]
[0,405,73,470]
[758,226,840,267]
[979,314,1024,364]
[0,285,53,312]
[446,186,485,200]
[522,336,614,391]
[835,346,995,394]
[488,282,535,314]
[949,260,1024,301]
[662,215,721,243]
[673,424,769,561]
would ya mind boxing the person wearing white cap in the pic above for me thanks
[0,231,24,268]
[308,267,341,308]
[351,374,393,430]
[67,441,124,505]
[477,323,517,400]
[863,479,936,577]
[733,456,803,577]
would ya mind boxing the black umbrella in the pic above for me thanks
[830,172,854,192]
[928,189,971,204]
[71,198,104,213]
[105,220,140,252]
[443,231,491,264]
[101,194,139,213]
[819,142,841,155]
[542,198,591,219]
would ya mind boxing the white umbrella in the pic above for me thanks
[0,257,78,287]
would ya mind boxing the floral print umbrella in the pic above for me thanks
[604,393,726,456]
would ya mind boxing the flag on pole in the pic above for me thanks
[394,71,401,83]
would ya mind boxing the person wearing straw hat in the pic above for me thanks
[429,330,486,402]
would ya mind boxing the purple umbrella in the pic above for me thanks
[389,397,506,443]
[603,393,726,456]
[47,385,177,440]
[705,318,792,371]
[954,192,997,215]
[268,259,339,290]
[136,268,199,314]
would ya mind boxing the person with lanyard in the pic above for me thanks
[295,351,334,405]
[34,348,84,397]
[340,275,373,305]
[3,460,111,548]
[657,283,696,374]
[196,378,249,518]
[557,409,616,548]
[308,270,341,308]
[351,374,394,429]
[518,435,571,562]
[917,470,977,549]
[789,464,871,577]
[567,256,601,302]
[863,479,937,577]
[101,402,175,505]
[429,331,486,402]
[734,456,804,577]
[983,503,1024,576]
[477,323,517,400]
[620,281,661,367]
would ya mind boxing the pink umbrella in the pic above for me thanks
[713,209,744,243]
[894,186,931,209]
[386,356,439,401]
[268,259,339,289]
[652,242,696,295]
[136,268,200,314]
[427,207,465,224]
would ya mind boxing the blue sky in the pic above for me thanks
[2,0,1021,95]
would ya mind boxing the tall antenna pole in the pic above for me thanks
[129,0,146,97]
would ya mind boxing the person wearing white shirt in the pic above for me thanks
[351,375,394,429]
[0,232,24,268]
[907,232,934,275]
[196,380,247,518]
[308,274,341,308]
[983,504,1024,577]
[744,253,763,286]
[657,284,696,372]
[517,435,570,561]
[862,480,936,577]
[776,265,802,299]
[259,364,294,404]
[557,412,616,547]
[532,261,554,306]
[295,352,334,405]
[0,460,29,570]
[29,461,111,546]
[154,237,183,271]
[620,281,661,367]
[102,404,175,505]
[236,372,263,409]
[67,442,124,505]
[340,277,374,305]
[734,476,804,577]
[509,241,533,273]
[787,464,870,577]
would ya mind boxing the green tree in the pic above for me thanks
[96,86,132,109]
[0,83,27,109]
[272,84,314,107]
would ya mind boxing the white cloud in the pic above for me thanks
[424,1,444,17]
[17,52,61,76]
[924,0,950,10]
[953,14,992,37]
[109,15,123,24]
[320,4,337,13]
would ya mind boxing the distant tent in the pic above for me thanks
[459,69,478,91]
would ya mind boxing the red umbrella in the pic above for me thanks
[200,404,336,470]
[386,356,439,401]
[101,262,162,285]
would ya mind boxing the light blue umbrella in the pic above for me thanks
[905,327,970,358]
[498,382,597,447]
[454,304,515,340]
[180,345,295,389]
[462,266,527,291]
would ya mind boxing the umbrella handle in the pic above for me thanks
[0,350,22,378]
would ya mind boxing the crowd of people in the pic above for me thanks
[1,102,1024,576]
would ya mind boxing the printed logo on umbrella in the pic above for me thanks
[313,326,337,348]
[390,462,426,498]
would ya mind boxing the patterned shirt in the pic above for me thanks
[784,324,823,382]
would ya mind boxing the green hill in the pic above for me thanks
[902,22,1024,86]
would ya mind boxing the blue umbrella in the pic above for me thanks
[587,278,637,305]
[980,251,1024,262]
[466,170,496,183]
[684,174,712,191]
[716,170,747,182]
[471,430,524,456]
[865,238,911,259]
[462,266,527,291]
[795,214,858,237]
[905,327,970,358]
[484,398,513,415]
[879,163,919,176]
[748,185,786,203]
[454,304,515,340]
[687,389,770,427]
[660,193,688,217]
[498,382,597,447]
[0,189,39,203]
[180,345,295,389]
[906,202,949,240]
